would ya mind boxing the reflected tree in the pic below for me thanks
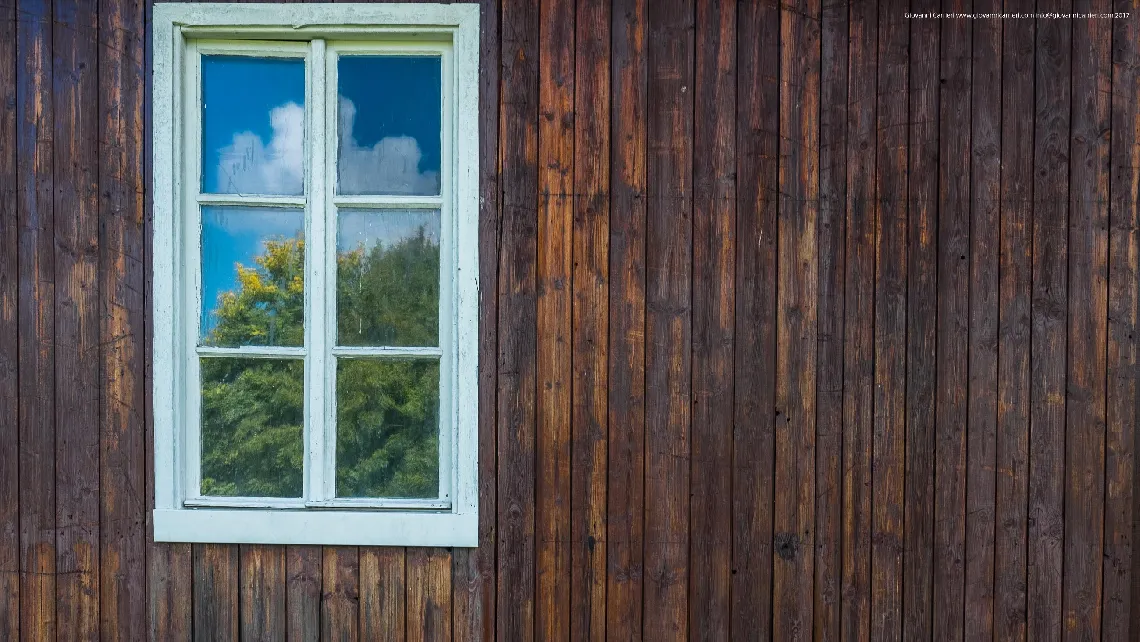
[200,232,441,498]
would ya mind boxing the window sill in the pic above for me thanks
[153,508,478,547]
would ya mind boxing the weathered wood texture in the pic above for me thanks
[1,1,1138,639]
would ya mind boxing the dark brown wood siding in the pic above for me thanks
[1,1,1139,639]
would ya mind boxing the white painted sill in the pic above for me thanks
[154,509,477,547]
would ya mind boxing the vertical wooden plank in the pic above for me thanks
[0,0,20,635]
[570,0,609,638]
[1062,0,1111,638]
[536,0,574,636]
[773,0,819,639]
[240,545,286,641]
[994,3,1034,641]
[150,545,193,641]
[321,547,359,642]
[965,2,1001,639]
[99,0,147,636]
[497,0,539,636]
[1028,1,1070,638]
[643,0,693,635]
[452,0,500,639]
[815,0,847,638]
[934,0,971,639]
[16,0,56,638]
[841,0,875,638]
[361,547,406,641]
[871,0,906,637]
[690,0,734,639]
[285,546,322,642]
[408,548,452,642]
[605,0,646,637]
[52,0,100,636]
[194,544,239,642]
[732,2,779,639]
[903,0,939,638]
[1104,4,1140,639]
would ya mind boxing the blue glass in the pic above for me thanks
[202,56,305,195]
[337,56,442,195]
[200,206,305,347]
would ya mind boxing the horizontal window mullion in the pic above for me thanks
[331,195,443,209]
[331,346,442,358]
[184,497,306,509]
[197,194,307,208]
[305,498,451,510]
[197,346,307,358]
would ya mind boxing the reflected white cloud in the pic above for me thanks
[211,96,440,196]
[338,97,441,195]
[215,102,305,195]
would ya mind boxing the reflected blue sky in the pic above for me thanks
[337,209,441,253]
[337,56,442,195]
[201,207,304,339]
[202,56,305,195]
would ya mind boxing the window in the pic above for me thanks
[152,3,479,547]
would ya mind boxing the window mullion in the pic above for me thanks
[321,42,339,502]
[305,38,328,504]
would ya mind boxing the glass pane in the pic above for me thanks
[337,209,440,347]
[336,358,440,498]
[200,357,304,497]
[201,206,305,347]
[202,55,305,195]
[337,56,442,195]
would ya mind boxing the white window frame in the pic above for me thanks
[152,2,480,547]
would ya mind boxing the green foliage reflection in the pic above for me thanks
[200,231,441,498]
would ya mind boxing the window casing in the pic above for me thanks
[152,3,479,547]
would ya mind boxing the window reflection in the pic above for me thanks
[201,207,305,347]
[203,56,305,195]
[337,56,442,195]
[337,209,441,347]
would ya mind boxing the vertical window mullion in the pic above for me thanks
[305,38,328,503]
[322,44,339,501]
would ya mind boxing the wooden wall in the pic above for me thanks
[1,0,1139,639]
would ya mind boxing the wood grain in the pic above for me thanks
[285,546,322,642]
[994,3,1035,641]
[773,1,820,639]
[1028,1,1071,638]
[536,0,574,636]
[570,0,609,638]
[842,0,876,638]
[497,0,540,638]
[934,1,972,639]
[871,0,906,637]
[643,0,693,636]
[99,0,148,637]
[321,547,359,642]
[689,0,734,639]
[361,547,406,641]
[1104,1,1140,638]
[52,0,101,637]
[814,0,847,637]
[903,0,939,638]
[964,1,1001,638]
[0,0,20,635]
[194,544,239,642]
[605,0,647,637]
[408,548,451,642]
[16,0,57,638]
[1062,1,1111,639]
[240,545,286,640]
